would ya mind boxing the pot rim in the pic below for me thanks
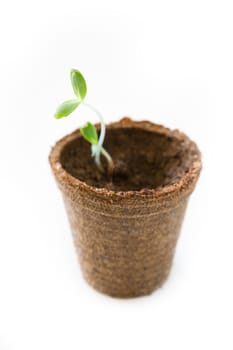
[49,117,202,200]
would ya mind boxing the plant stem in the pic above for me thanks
[82,102,113,174]
[101,147,114,175]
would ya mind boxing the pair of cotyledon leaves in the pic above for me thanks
[54,69,98,145]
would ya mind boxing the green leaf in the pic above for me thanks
[80,122,98,145]
[54,99,80,119]
[70,69,87,101]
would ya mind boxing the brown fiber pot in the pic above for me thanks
[49,118,201,298]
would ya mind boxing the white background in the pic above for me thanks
[0,0,232,349]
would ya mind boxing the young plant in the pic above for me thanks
[54,69,113,174]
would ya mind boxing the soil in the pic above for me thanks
[60,125,197,192]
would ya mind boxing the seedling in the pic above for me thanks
[54,69,113,174]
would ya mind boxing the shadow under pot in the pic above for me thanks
[49,117,202,298]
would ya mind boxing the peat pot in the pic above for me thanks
[49,117,202,297]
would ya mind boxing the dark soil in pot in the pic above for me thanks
[49,117,201,298]
[60,120,195,191]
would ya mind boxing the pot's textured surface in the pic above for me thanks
[49,118,201,297]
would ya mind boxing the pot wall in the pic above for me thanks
[63,191,188,297]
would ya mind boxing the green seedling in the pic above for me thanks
[54,69,113,174]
